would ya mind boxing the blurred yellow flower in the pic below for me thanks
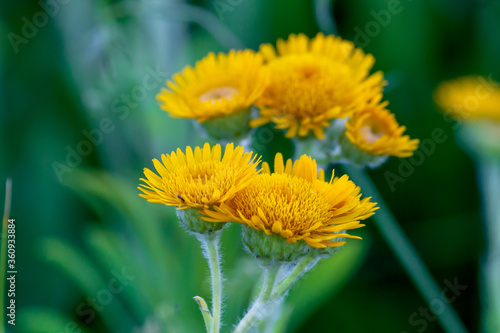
[203,153,377,248]
[251,33,385,139]
[434,76,500,121]
[139,143,261,209]
[157,50,267,122]
[345,98,419,157]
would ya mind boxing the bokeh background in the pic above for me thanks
[2,0,499,332]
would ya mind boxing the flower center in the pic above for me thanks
[299,64,320,79]
[186,163,217,185]
[359,125,384,144]
[358,113,390,144]
[199,87,239,105]
[260,54,353,117]
[234,173,332,233]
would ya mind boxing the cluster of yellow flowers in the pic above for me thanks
[140,33,428,257]
[157,33,419,163]
[139,32,425,333]
[139,143,377,252]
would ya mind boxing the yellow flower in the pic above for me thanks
[251,33,385,139]
[139,143,261,210]
[434,76,500,121]
[203,153,377,248]
[157,50,267,122]
[345,98,419,157]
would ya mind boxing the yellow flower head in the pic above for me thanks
[251,33,385,139]
[139,143,261,210]
[345,98,420,157]
[157,50,267,122]
[434,76,500,121]
[203,153,377,248]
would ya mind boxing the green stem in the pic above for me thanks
[234,265,279,333]
[477,157,500,332]
[313,0,338,35]
[0,179,12,330]
[199,232,223,333]
[271,253,317,299]
[343,166,468,333]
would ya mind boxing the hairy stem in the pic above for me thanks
[199,231,223,333]
[234,266,279,333]
[271,253,317,299]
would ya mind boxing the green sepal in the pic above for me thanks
[177,208,225,235]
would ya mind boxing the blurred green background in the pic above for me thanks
[1,0,499,332]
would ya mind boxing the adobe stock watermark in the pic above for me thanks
[400,278,467,333]
[384,75,498,192]
[63,267,136,333]
[7,0,70,54]
[353,0,412,48]
[51,64,168,183]
[213,0,247,21]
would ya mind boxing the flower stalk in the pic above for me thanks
[477,157,500,333]
[271,252,318,299]
[197,231,223,333]
[234,265,280,333]
[234,252,323,332]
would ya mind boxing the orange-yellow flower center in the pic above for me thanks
[199,86,239,105]
[170,159,239,204]
[233,173,334,235]
[359,126,383,144]
[358,116,389,144]
[260,54,352,118]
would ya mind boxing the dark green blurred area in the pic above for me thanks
[1,0,499,332]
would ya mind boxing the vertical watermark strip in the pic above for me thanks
[1,179,13,329]
[5,219,16,326]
